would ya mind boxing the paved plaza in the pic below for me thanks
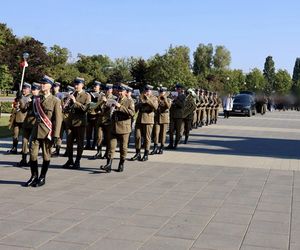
[0,111,300,250]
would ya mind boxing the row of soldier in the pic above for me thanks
[7,75,222,187]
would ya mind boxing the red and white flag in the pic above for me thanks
[20,60,28,68]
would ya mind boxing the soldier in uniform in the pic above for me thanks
[100,84,135,172]
[17,83,40,167]
[209,92,216,124]
[150,86,171,155]
[63,77,91,169]
[198,89,207,127]
[183,88,197,144]
[213,92,221,124]
[193,89,200,129]
[89,83,115,159]
[24,75,62,187]
[85,81,102,150]
[130,84,158,162]
[166,83,186,150]
[53,82,64,100]
[205,91,212,126]
[7,83,31,154]
[52,82,64,157]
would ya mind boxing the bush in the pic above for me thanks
[0,101,13,113]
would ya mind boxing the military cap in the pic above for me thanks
[40,75,54,85]
[53,82,61,87]
[175,83,184,89]
[105,84,113,90]
[143,84,154,91]
[158,86,167,92]
[126,86,133,92]
[118,84,128,91]
[94,80,101,86]
[23,82,31,89]
[32,82,41,90]
[74,77,85,84]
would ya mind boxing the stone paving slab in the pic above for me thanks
[0,111,300,249]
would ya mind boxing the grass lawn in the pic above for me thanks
[0,116,12,138]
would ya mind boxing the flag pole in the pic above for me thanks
[19,52,29,92]
[19,65,26,91]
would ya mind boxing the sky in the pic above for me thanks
[1,0,299,74]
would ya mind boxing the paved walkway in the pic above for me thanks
[0,111,300,249]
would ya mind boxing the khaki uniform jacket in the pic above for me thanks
[32,94,63,139]
[15,95,31,123]
[97,93,116,125]
[136,95,158,124]
[111,96,135,134]
[198,95,206,109]
[170,93,186,119]
[19,95,36,129]
[155,96,172,124]
[67,91,91,127]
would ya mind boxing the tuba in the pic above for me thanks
[182,91,197,118]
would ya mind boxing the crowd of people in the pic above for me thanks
[7,75,223,187]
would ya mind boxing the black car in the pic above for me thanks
[231,94,256,117]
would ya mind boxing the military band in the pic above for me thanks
[9,74,221,186]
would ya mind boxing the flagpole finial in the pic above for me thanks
[23,52,29,60]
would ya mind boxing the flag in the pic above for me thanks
[20,60,28,68]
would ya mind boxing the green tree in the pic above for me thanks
[130,58,149,84]
[193,43,213,76]
[0,64,13,90]
[263,56,276,94]
[75,54,111,85]
[274,69,292,95]
[0,23,17,59]
[292,58,300,96]
[108,57,133,83]
[48,45,70,66]
[213,45,231,70]
[245,68,265,92]
[147,45,196,89]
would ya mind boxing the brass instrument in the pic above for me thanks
[62,85,75,113]
[182,92,197,118]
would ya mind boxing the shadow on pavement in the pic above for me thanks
[0,180,24,186]
[174,133,300,160]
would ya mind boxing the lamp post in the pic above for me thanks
[20,52,29,91]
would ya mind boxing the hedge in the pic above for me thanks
[0,101,13,114]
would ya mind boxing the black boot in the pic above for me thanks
[118,159,125,172]
[73,158,80,169]
[140,150,149,162]
[130,149,141,161]
[101,149,108,159]
[174,140,180,149]
[100,158,112,173]
[25,161,39,187]
[52,145,60,158]
[184,136,189,144]
[38,161,49,187]
[62,159,74,168]
[8,138,18,154]
[150,144,158,155]
[166,143,174,149]
[158,145,164,154]
[84,140,92,150]
[17,154,28,167]
[88,146,102,160]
